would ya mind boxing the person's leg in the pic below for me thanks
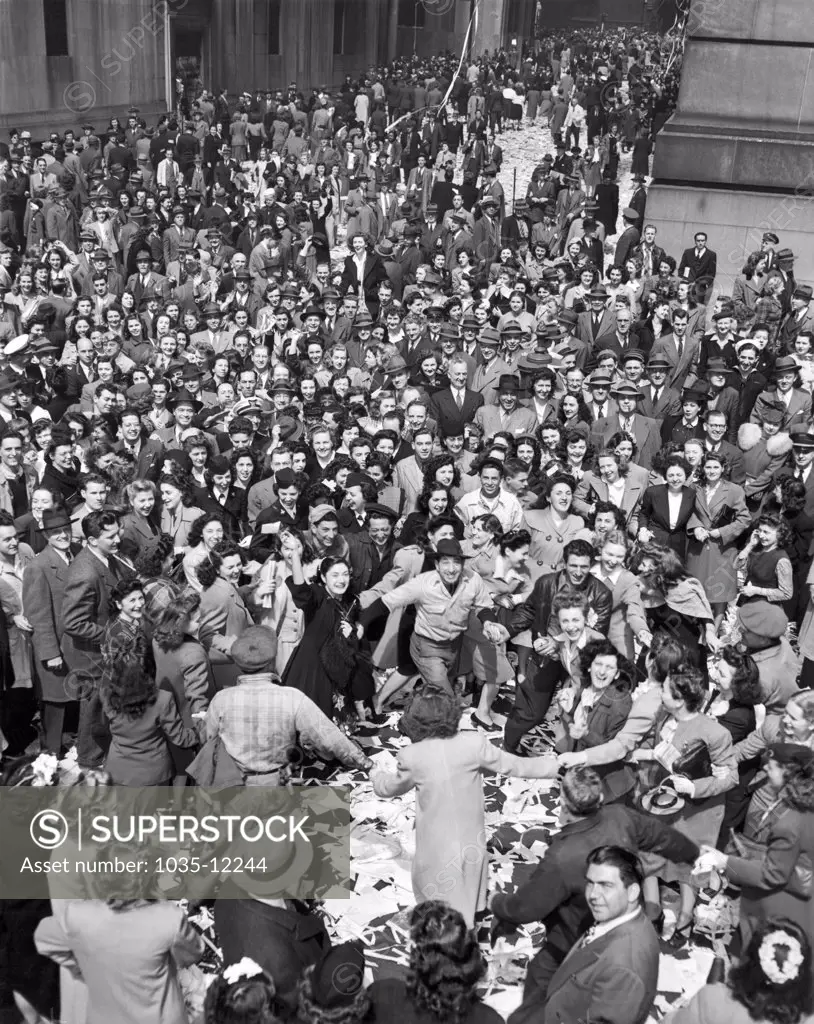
[503,659,562,753]
[474,680,499,725]
[507,945,564,1024]
[76,682,108,769]
[41,702,66,755]
[409,635,457,696]
[800,657,814,689]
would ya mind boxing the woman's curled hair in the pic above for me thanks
[406,901,486,1024]
[205,966,283,1024]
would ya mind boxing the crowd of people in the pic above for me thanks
[0,20,814,1024]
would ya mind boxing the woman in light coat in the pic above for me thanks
[372,691,557,926]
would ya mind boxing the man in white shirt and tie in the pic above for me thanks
[586,373,613,422]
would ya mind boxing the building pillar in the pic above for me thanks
[646,0,814,290]
[472,0,504,56]
[387,0,399,63]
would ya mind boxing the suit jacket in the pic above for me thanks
[776,306,814,353]
[64,361,97,401]
[125,271,171,305]
[190,328,233,355]
[704,439,746,485]
[61,547,120,676]
[751,387,812,431]
[638,483,695,559]
[576,307,617,345]
[112,438,163,481]
[22,545,72,702]
[470,358,517,407]
[650,332,701,390]
[429,387,484,438]
[543,910,659,1024]
[393,456,427,514]
[198,577,254,653]
[687,480,751,542]
[340,253,388,310]
[162,224,196,267]
[590,413,660,470]
[594,326,650,361]
[491,803,698,961]
[637,381,682,420]
[678,245,717,290]
[473,404,538,437]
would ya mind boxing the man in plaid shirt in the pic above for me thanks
[204,625,372,782]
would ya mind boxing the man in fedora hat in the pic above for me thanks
[373,536,495,697]
[22,507,79,754]
[777,284,814,351]
[191,301,231,354]
[591,383,660,471]
[751,355,812,431]
[474,373,536,437]
[613,206,641,268]
[774,426,814,518]
[472,195,501,269]
[765,247,796,315]
[126,249,171,305]
[576,286,616,345]
[471,327,517,406]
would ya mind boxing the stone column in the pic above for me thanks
[472,0,505,56]
[646,0,814,290]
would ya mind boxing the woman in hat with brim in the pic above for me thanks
[371,691,558,927]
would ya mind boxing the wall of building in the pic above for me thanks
[0,0,172,133]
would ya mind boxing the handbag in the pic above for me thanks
[725,829,813,899]
[636,739,712,821]
[672,738,712,781]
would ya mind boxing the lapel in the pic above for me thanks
[46,546,69,583]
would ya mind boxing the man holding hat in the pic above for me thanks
[474,374,536,436]
[751,355,812,431]
[21,507,79,754]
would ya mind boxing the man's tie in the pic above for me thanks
[675,336,683,360]
[455,390,463,410]
[579,925,599,949]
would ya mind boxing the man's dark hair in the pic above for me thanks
[564,538,595,562]
[560,766,603,816]
[586,845,644,890]
[83,509,119,540]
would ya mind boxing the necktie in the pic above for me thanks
[580,925,599,949]
[676,336,683,359]
[796,469,803,480]
[653,387,661,404]
[455,390,463,409]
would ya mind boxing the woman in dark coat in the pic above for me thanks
[283,548,374,724]
[40,430,82,508]
[637,454,695,559]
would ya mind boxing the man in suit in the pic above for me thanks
[766,247,796,316]
[191,303,233,355]
[162,206,196,267]
[733,340,770,424]
[703,407,746,484]
[631,223,665,280]
[584,372,619,423]
[678,229,717,304]
[649,307,700,391]
[517,845,660,1024]
[472,195,501,269]
[126,249,171,305]
[776,285,814,353]
[591,383,660,469]
[492,769,698,1024]
[21,507,79,754]
[638,356,683,419]
[429,355,484,438]
[751,355,813,431]
[470,327,516,406]
[594,306,647,361]
[613,206,641,268]
[782,427,814,516]
[704,358,740,440]
[474,374,537,437]
[393,427,435,513]
[113,407,163,481]
[576,286,617,345]
[61,509,123,768]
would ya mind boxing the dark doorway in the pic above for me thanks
[174,29,204,117]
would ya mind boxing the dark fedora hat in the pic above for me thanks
[167,388,203,412]
[38,508,72,533]
[497,373,524,393]
[430,537,466,559]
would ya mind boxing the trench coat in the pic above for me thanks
[686,480,751,603]
[22,546,72,703]
[372,731,556,926]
